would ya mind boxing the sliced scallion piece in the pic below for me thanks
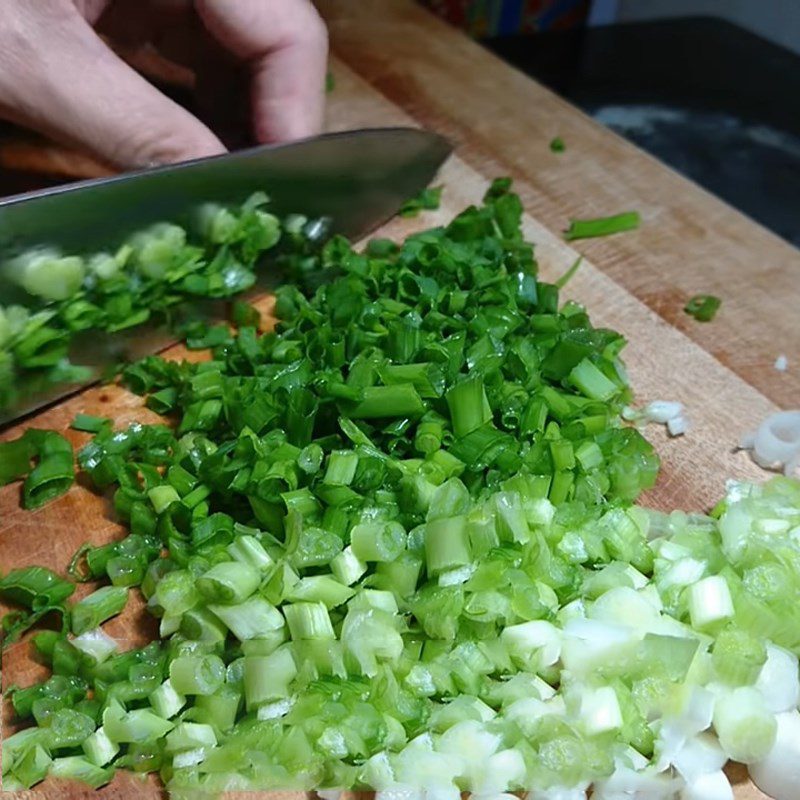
[564,211,640,240]
[684,293,722,322]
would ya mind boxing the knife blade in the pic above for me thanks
[0,127,451,269]
[0,127,452,425]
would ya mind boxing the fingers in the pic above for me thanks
[0,0,225,169]
[194,0,328,144]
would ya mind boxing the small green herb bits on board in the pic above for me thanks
[399,185,443,217]
[564,211,641,240]
[0,429,75,509]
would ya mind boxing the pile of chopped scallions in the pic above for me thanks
[1,180,799,800]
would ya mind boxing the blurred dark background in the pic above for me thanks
[420,0,800,247]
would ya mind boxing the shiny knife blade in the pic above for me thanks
[0,127,451,267]
[0,127,452,425]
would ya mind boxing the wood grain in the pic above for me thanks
[2,2,794,797]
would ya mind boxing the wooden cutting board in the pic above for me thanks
[2,2,797,797]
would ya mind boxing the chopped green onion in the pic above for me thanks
[231,300,261,328]
[169,655,225,696]
[71,586,128,635]
[243,648,297,707]
[331,546,368,585]
[5,179,757,800]
[148,485,181,514]
[424,516,471,575]
[11,248,86,301]
[226,535,274,572]
[41,708,94,748]
[180,607,227,643]
[0,566,74,609]
[713,686,777,762]
[165,722,217,753]
[350,521,407,562]
[286,575,355,608]
[0,432,36,486]
[399,186,443,218]
[554,256,583,289]
[712,626,767,685]
[13,743,52,788]
[684,293,722,322]
[149,679,186,719]
[48,756,114,789]
[569,359,619,402]
[348,385,425,419]
[324,450,360,485]
[196,561,260,604]
[71,628,118,663]
[208,596,284,641]
[82,727,119,767]
[191,685,241,732]
[688,575,734,629]
[103,707,174,743]
[283,601,336,640]
[564,211,641,240]
[70,414,111,433]
[0,430,77,509]
[446,376,492,438]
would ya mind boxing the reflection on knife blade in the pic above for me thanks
[0,193,328,426]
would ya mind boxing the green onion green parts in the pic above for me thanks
[399,186,443,218]
[0,429,75,509]
[1,181,798,800]
[685,294,722,322]
[564,212,641,241]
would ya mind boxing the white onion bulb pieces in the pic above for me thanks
[739,410,800,476]
[625,400,690,438]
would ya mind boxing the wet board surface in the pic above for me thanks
[3,1,798,797]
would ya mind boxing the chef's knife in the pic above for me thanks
[0,127,452,425]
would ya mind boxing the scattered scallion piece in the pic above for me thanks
[71,587,129,635]
[0,566,74,609]
[71,414,111,434]
[550,136,565,153]
[564,211,641,240]
[0,431,36,486]
[231,300,261,329]
[684,293,722,322]
[0,429,74,508]
[399,186,443,218]
[554,255,583,289]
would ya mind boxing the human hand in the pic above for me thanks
[0,0,328,169]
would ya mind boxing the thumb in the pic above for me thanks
[0,1,225,169]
